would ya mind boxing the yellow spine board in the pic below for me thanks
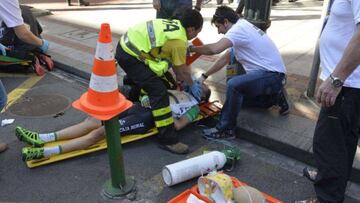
[26,101,221,168]
[26,128,159,168]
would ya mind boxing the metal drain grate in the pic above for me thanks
[8,94,71,118]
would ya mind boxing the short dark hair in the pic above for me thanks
[211,6,239,25]
[173,8,203,30]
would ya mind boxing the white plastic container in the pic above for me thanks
[162,151,227,186]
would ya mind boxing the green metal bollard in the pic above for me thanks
[102,116,135,198]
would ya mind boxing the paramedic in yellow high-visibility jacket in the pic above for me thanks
[115,8,203,154]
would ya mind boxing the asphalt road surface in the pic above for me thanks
[0,69,358,202]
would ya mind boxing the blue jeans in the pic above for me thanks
[0,80,7,111]
[217,70,285,131]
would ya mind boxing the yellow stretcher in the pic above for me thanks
[26,101,222,168]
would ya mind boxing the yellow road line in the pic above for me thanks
[2,76,43,113]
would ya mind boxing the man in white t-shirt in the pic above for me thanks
[190,6,288,139]
[0,0,49,56]
[298,1,360,203]
[0,0,50,153]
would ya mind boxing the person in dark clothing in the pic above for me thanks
[297,0,360,202]
[153,0,202,19]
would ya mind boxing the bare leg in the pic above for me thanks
[60,126,105,153]
[174,106,199,130]
[21,120,106,161]
[56,117,102,141]
[174,116,191,131]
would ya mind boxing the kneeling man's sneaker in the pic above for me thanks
[303,167,318,182]
[15,126,44,147]
[278,88,290,115]
[160,142,189,154]
[22,147,44,161]
[202,127,235,140]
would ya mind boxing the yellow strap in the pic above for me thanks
[152,106,172,117]
[155,117,174,128]
[140,89,147,95]
[146,21,157,48]
[226,68,237,76]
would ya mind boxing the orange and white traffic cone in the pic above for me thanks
[186,37,203,65]
[73,23,132,120]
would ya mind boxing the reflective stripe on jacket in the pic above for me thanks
[120,19,187,76]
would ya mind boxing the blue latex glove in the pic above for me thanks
[39,39,49,53]
[179,80,190,92]
[190,80,202,101]
[140,95,151,108]
[0,43,7,56]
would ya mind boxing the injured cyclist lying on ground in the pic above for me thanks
[16,84,211,161]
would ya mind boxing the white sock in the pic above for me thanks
[39,132,56,143]
[43,146,61,157]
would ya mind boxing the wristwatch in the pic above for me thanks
[188,45,194,53]
[329,74,344,88]
[201,73,208,79]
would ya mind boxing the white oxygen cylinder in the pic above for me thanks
[162,151,227,186]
